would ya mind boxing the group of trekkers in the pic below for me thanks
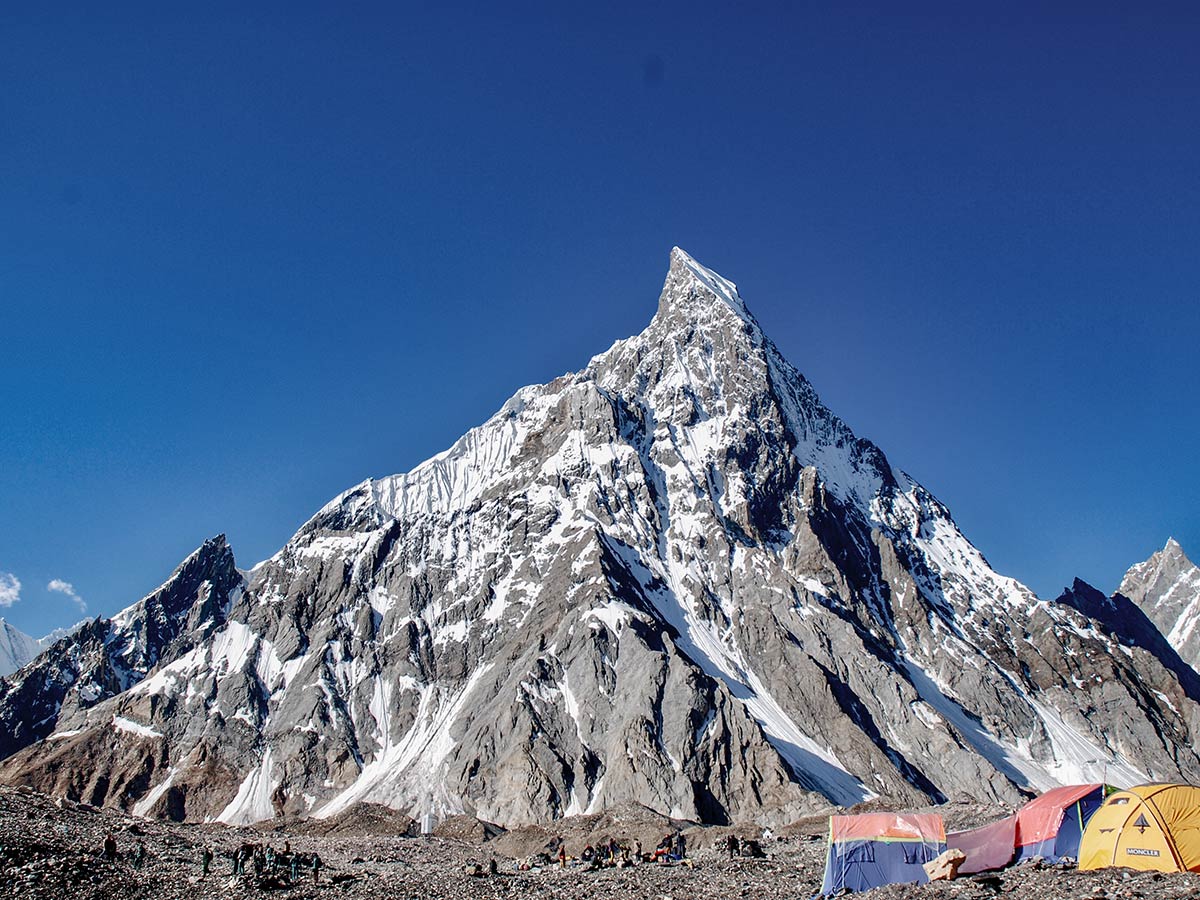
[533,831,693,870]
[512,828,772,872]
[723,833,768,859]
[228,840,323,884]
[102,833,148,869]
[100,832,324,884]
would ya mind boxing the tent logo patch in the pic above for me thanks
[1133,814,1152,834]
[1127,848,1160,857]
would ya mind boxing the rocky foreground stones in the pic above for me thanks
[2,786,1199,900]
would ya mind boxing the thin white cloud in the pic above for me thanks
[47,579,87,614]
[0,572,19,608]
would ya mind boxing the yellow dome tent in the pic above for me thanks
[1079,784,1200,873]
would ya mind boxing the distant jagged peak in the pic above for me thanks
[1133,536,1190,571]
[37,619,87,650]
[1120,536,1197,595]
[1162,536,1191,562]
[1063,576,1112,607]
[0,620,40,678]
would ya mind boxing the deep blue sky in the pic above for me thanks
[2,2,1198,636]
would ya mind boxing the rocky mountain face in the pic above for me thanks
[2,249,1199,828]
[0,536,242,762]
[0,621,40,679]
[1118,539,1200,672]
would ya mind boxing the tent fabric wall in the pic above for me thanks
[947,816,1016,875]
[1080,784,1200,873]
[1036,792,1099,862]
[821,814,946,895]
[948,784,1109,874]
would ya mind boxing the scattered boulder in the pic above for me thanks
[923,847,967,881]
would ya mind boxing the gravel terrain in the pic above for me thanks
[2,786,1199,900]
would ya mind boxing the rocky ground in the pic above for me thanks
[1,786,1199,900]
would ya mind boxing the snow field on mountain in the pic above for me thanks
[316,663,495,820]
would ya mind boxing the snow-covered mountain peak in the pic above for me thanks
[659,247,755,329]
[1121,538,1196,593]
[0,620,40,678]
[1118,538,1200,672]
[110,534,233,627]
[9,248,1200,828]
[104,533,241,679]
[329,251,774,529]
[0,532,244,761]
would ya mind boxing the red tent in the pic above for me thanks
[1012,784,1101,857]
[948,784,1110,874]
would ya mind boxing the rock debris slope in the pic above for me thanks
[1118,538,1200,672]
[2,248,1199,827]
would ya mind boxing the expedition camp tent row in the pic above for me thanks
[1080,784,1200,874]
[948,783,1111,874]
[821,783,1200,895]
[820,813,947,895]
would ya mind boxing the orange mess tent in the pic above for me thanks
[1079,784,1200,873]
